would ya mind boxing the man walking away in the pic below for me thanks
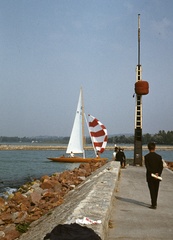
[116,148,126,168]
[144,142,163,209]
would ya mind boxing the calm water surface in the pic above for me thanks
[0,146,173,196]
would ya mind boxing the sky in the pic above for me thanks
[0,0,173,137]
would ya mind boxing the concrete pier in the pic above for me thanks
[18,161,120,240]
[17,161,173,240]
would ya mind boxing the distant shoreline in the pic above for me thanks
[0,144,173,151]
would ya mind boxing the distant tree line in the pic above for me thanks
[0,130,173,145]
[108,130,173,145]
[0,136,69,144]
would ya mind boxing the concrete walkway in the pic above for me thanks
[107,165,173,240]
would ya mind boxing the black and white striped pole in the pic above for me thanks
[134,14,149,166]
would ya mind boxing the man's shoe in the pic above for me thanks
[149,205,157,209]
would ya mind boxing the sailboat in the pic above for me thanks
[47,88,108,163]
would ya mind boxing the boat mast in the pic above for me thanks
[87,114,97,157]
[81,87,86,158]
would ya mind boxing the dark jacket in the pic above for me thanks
[116,150,126,162]
[144,152,163,182]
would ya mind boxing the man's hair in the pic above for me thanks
[148,142,156,151]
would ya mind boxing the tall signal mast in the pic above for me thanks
[134,14,149,166]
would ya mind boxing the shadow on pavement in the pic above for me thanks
[115,196,149,208]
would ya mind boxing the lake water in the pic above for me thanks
[0,145,173,196]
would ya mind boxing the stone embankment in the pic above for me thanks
[166,161,173,171]
[0,144,173,151]
[0,160,108,240]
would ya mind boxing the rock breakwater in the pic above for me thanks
[166,161,173,171]
[0,160,107,240]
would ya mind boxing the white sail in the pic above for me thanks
[66,88,84,154]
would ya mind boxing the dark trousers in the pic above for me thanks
[148,180,160,207]
[120,160,126,167]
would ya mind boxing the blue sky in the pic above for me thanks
[0,0,172,137]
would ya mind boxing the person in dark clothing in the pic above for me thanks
[144,142,163,209]
[116,148,126,168]
[112,145,118,160]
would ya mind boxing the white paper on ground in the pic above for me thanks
[76,217,101,225]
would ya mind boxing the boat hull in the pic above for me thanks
[47,156,108,163]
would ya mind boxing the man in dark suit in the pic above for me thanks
[144,142,163,209]
[116,148,126,168]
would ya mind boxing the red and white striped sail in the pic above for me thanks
[88,114,108,154]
